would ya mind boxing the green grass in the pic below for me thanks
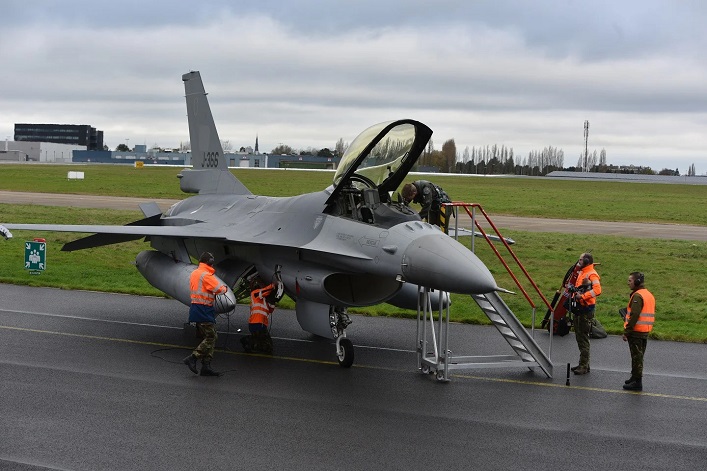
[2,164,707,224]
[1,165,706,342]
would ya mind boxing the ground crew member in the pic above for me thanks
[241,274,282,354]
[401,180,451,228]
[183,252,227,377]
[570,253,601,375]
[622,272,655,391]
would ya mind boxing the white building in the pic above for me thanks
[1,140,85,163]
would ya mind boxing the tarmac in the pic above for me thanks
[1,284,706,470]
[1,190,706,469]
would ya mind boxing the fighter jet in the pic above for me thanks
[5,71,499,367]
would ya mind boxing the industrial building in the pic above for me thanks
[14,123,104,151]
[1,139,84,163]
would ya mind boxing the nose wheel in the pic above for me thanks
[331,307,354,368]
[336,337,354,368]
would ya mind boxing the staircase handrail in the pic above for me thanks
[443,202,553,312]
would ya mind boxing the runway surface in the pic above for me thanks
[1,284,706,470]
[2,190,707,240]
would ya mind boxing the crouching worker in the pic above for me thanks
[241,271,284,354]
[183,252,228,377]
[401,180,451,230]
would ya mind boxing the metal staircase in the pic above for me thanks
[416,202,555,382]
[417,289,552,382]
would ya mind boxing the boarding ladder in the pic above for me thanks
[416,202,555,381]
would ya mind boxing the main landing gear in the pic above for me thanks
[331,307,354,368]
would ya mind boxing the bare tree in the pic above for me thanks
[462,146,470,164]
[419,138,434,166]
[441,139,457,173]
[221,140,233,152]
[335,138,347,157]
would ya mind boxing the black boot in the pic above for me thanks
[183,354,198,374]
[241,335,252,353]
[624,377,635,384]
[200,361,222,377]
[623,378,642,391]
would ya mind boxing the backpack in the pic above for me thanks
[433,184,452,204]
[589,317,608,339]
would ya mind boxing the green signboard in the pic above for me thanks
[25,240,46,274]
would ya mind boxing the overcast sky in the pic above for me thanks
[2,0,706,173]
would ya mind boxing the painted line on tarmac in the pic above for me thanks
[6,323,706,403]
[0,309,415,354]
[452,373,707,403]
[0,324,346,367]
[0,308,185,331]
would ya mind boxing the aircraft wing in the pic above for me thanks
[3,222,228,252]
[3,221,372,260]
[3,223,219,237]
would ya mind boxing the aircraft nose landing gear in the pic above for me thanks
[331,307,354,368]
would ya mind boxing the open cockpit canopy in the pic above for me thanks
[326,119,432,205]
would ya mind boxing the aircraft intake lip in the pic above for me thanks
[401,233,497,294]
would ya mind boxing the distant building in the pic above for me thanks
[1,140,83,162]
[14,123,104,151]
[265,154,340,170]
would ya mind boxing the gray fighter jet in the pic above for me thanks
[5,71,499,367]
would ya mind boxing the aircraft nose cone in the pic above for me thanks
[402,233,497,294]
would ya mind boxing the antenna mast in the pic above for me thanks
[583,120,589,172]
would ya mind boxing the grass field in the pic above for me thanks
[2,164,707,225]
[1,164,706,342]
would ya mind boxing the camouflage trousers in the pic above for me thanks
[242,330,273,354]
[627,336,648,379]
[193,322,218,361]
[574,312,593,368]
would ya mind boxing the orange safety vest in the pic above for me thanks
[625,288,656,333]
[189,263,227,306]
[249,284,275,326]
[575,265,601,306]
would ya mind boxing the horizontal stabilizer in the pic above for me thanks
[139,202,163,218]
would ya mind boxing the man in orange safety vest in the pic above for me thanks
[570,253,601,375]
[241,273,283,354]
[622,272,656,391]
[183,252,228,377]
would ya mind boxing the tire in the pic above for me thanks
[337,338,354,368]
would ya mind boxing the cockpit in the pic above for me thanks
[324,119,433,228]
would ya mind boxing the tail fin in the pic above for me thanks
[181,71,251,195]
[183,71,227,169]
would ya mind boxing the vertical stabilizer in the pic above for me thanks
[182,70,227,170]
[181,71,251,195]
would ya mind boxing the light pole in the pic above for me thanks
[583,120,589,172]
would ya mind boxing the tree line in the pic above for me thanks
[113,137,698,177]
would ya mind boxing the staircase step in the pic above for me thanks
[472,292,553,378]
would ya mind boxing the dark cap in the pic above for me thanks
[199,252,215,265]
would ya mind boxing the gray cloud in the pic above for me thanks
[1,0,706,173]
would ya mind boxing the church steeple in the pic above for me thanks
[254,134,259,153]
